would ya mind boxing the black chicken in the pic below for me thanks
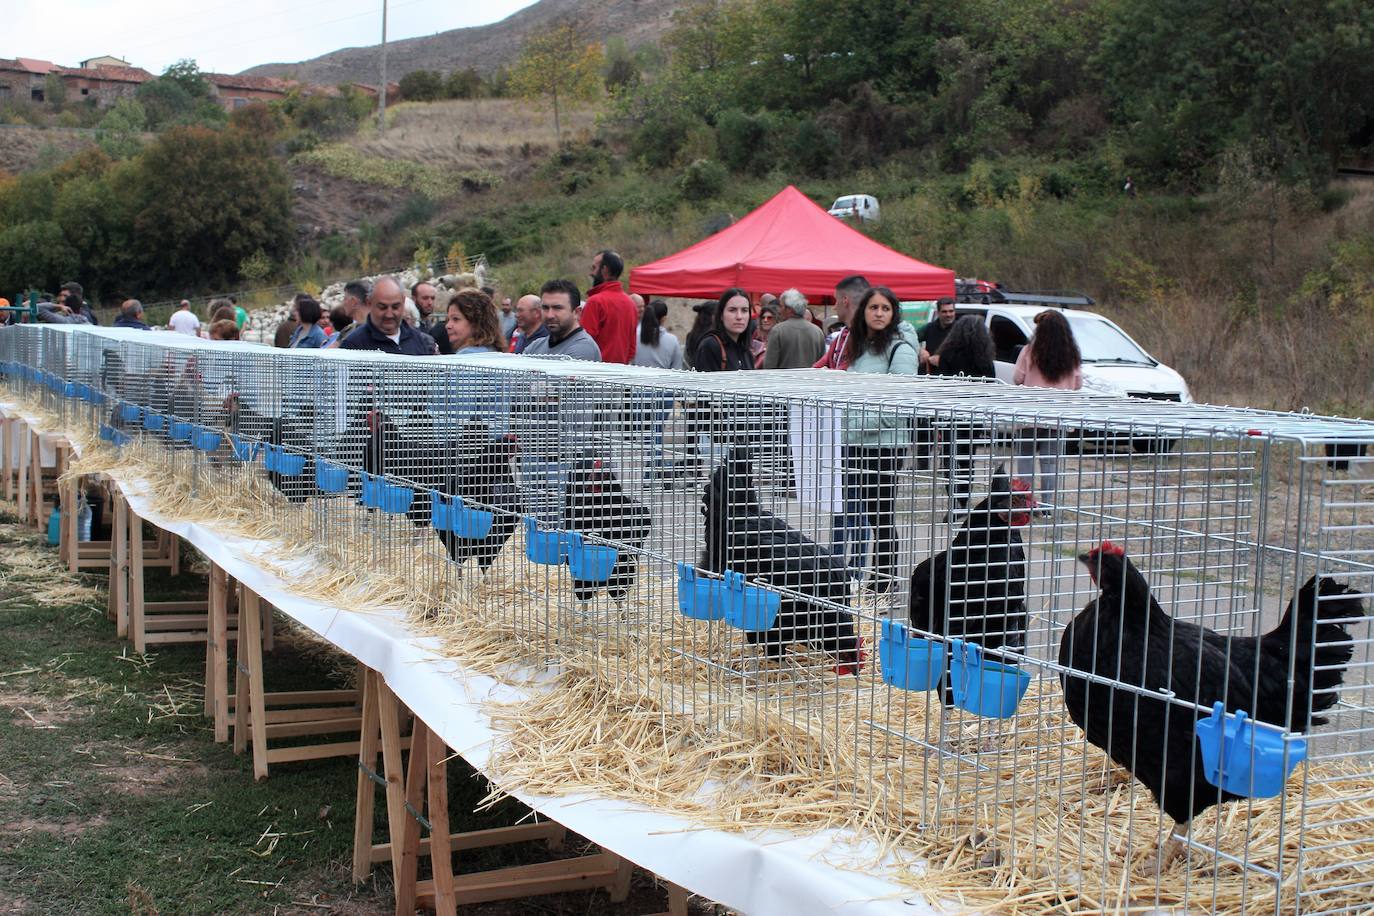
[700,447,862,675]
[223,393,315,502]
[909,468,1035,703]
[362,411,522,573]
[361,409,449,529]
[562,457,652,602]
[1060,541,1363,869]
[442,425,522,576]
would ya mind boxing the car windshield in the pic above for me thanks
[1067,316,1154,365]
[833,197,857,209]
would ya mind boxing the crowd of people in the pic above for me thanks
[12,256,1087,607]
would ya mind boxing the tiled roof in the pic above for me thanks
[55,65,154,84]
[0,57,59,74]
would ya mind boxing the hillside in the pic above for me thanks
[243,0,676,85]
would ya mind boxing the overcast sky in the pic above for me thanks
[8,0,538,75]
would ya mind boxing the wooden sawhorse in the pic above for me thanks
[13,423,68,529]
[106,489,205,651]
[58,471,115,573]
[0,412,19,504]
[227,578,363,780]
[351,669,691,915]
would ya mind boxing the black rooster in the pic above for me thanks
[362,411,522,573]
[1060,541,1363,870]
[700,447,862,675]
[562,457,652,602]
[909,468,1035,702]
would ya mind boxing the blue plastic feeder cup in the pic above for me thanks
[523,516,565,565]
[1195,702,1306,797]
[120,404,142,423]
[566,531,617,583]
[452,501,494,539]
[879,620,946,692]
[313,459,348,493]
[170,421,194,442]
[191,427,222,452]
[99,425,116,443]
[229,435,258,462]
[378,481,414,515]
[677,564,726,621]
[143,413,166,432]
[430,491,454,531]
[721,571,782,633]
[948,638,1031,719]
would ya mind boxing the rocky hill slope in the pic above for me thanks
[243,0,676,85]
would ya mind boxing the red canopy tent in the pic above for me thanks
[629,185,955,301]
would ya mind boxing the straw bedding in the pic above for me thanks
[23,395,1374,915]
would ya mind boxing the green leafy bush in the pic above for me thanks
[678,158,727,201]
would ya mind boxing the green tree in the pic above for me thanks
[126,127,293,289]
[0,221,80,296]
[43,73,67,112]
[603,37,640,92]
[0,173,57,225]
[96,98,146,159]
[1100,0,1374,183]
[136,60,225,131]
[227,101,286,137]
[398,69,445,102]
[161,59,213,100]
[508,22,605,142]
[445,67,484,99]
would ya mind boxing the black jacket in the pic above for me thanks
[339,317,438,356]
[694,331,754,372]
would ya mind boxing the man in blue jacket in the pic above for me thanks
[338,276,437,356]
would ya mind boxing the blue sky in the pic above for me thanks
[8,0,538,75]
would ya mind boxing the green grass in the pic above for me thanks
[0,514,697,916]
[0,519,385,915]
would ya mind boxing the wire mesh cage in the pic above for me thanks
[4,323,1373,914]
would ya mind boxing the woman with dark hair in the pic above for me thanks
[842,286,919,597]
[933,316,996,512]
[631,299,683,369]
[693,288,754,372]
[445,287,508,354]
[933,316,995,379]
[1013,309,1082,511]
[288,297,326,348]
[683,302,716,370]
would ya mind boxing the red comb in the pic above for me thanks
[1091,540,1125,557]
[835,636,866,677]
[1011,477,1031,493]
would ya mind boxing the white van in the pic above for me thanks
[828,194,880,223]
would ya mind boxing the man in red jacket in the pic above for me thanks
[583,249,638,364]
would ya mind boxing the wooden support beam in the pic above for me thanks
[352,667,383,883]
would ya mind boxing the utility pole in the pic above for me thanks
[377,0,388,130]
